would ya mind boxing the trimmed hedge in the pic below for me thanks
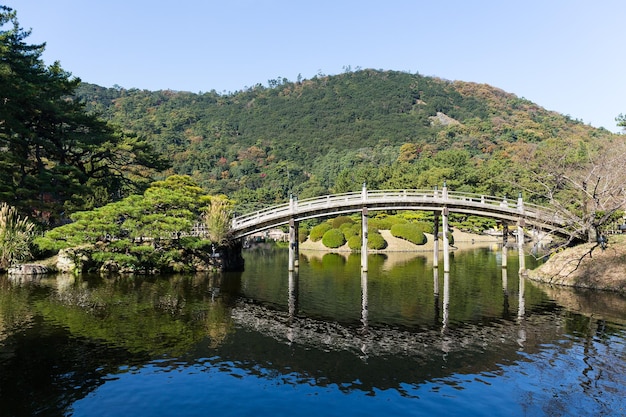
[310,222,332,241]
[298,226,309,243]
[342,225,359,240]
[347,235,362,251]
[390,223,427,245]
[332,216,355,229]
[416,221,434,235]
[368,231,387,250]
[369,215,407,231]
[322,228,346,248]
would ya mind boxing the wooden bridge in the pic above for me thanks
[230,184,569,272]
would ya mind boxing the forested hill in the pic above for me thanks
[75,69,616,211]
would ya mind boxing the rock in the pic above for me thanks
[8,263,49,275]
[527,241,626,293]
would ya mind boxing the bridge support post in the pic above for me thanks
[361,269,369,332]
[361,207,368,271]
[502,223,508,268]
[288,269,299,323]
[433,212,439,268]
[442,207,450,273]
[517,219,526,275]
[288,218,299,271]
[442,271,450,331]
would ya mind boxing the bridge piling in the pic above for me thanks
[288,218,299,271]
[433,212,439,268]
[442,207,450,273]
[502,224,509,268]
[361,207,368,271]
[517,219,526,275]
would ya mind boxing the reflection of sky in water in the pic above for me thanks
[70,330,626,417]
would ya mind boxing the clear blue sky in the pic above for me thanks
[10,0,625,132]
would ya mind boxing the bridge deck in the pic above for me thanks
[230,189,568,239]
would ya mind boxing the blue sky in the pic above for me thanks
[10,0,625,132]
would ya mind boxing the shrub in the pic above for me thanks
[309,222,332,242]
[369,215,407,230]
[347,235,362,251]
[391,223,427,245]
[321,228,346,248]
[342,224,359,240]
[298,227,309,243]
[332,216,355,229]
[0,203,35,270]
[416,221,434,235]
[368,231,387,250]
[368,218,390,231]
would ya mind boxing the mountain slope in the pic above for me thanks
[75,69,615,210]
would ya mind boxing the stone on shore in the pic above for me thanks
[8,263,49,276]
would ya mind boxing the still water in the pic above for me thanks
[1,245,625,416]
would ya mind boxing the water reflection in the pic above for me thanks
[360,269,368,333]
[1,246,625,416]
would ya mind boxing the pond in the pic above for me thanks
[1,244,625,416]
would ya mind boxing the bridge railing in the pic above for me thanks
[231,189,565,232]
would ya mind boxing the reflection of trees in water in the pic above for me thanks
[2,273,241,356]
[0,277,35,344]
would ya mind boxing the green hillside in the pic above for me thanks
[76,69,615,212]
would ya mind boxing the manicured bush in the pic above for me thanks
[298,226,309,243]
[369,215,407,231]
[390,223,427,245]
[347,235,362,251]
[322,228,346,248]
[309,222,332,241]
[342,223,359,240]
[332,216,355,229]
[416,221,434,235]
[368,217,391,231]
[367,231,387,250]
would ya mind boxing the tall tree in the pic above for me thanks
[512,137,626,244]
[0,6,168,223]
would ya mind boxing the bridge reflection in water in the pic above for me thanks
[232,184,567,272]
[253,247,526,358]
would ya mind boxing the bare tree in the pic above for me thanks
[517,136,626,246]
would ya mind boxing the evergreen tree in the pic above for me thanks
[0,6,169,223]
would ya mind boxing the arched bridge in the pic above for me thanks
[230,186,569,239]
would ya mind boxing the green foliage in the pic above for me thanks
[298,226,309,243]
[369,215,406,231]
[449,214,496,233]
[341,223,360,240]
[416,221,434,235]
[32,175,230,273]
[321,228,346,248]
[367,231,387,250]
[203,195,233,245]
[0,7,168,221]
[332,216,354,229]
[390,223,427,245]
[0,202,35,269]
[35,175,209,251]
[71,67,615,214]
[309,222,332,242]
[347,235,362,251]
